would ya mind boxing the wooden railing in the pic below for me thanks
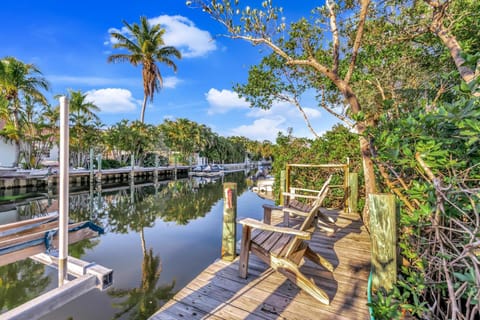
[281,162,358,213]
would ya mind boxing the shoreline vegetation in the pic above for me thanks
[1,0,479,319]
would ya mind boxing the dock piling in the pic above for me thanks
[221,182,237,261]
[369,193,397,291]
[348,172,358,213]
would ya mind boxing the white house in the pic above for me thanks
[0,120,59,168]
[0,120,16,167]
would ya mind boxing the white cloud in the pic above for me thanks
[106,15,216,58]
[247,100,322,120]
[163,76,181,89]
[230,117,287,141]
[86,88,140,113]
[205,88,250,114]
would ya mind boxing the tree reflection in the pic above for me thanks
[108,248,175,319]
[68,238,100,259]
[0,260,50,311]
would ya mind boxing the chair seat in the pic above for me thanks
[252,229,294,257]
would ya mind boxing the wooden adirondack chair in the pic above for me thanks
[281,175,334,228]
[238,178,334,305]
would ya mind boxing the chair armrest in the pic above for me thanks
[238,218,311,240]
[262,204,283,210]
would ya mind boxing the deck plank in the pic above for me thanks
[150,209,371,319]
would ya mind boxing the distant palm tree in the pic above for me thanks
[0,57,50,166]
[67,89,100,121]
[108,16,181,123]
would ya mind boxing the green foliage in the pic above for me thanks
[372,78,480,318]
[368,288,402,320]
[95,158,124,169]
[143,153,168,167]
[271,125,361,207]
[159,118,267,164]
[104,120,159,166]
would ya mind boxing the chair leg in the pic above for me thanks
[283,210,290,226]
[239,225,251,278]
[271,255,330,305]
[305,245,334,272]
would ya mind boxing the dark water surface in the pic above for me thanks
[0,171,272,319]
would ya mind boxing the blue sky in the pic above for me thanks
[1,0,339,142]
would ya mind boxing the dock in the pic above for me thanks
[150,209,371,319]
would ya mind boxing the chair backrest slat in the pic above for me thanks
[282,175,332,258]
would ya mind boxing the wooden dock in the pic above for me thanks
[150,209,371,319]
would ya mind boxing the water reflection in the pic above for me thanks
[108,249,175,320]
[0,260,50,311]
[1,171,268,319]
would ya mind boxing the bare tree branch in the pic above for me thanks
[344,0,371,84]
[326,0,340,75]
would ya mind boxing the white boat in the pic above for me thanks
[189,164,224,177]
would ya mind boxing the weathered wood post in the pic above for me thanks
[130,154,135,182]
[279,170,286,206]
[47,167,54,204]
[369,193,397,291]
[174,155,177,180]
[96,154,102,193]
[89,148,94,186]
[221,182,237,261]
[154,154,159,183]
[348,172,358,213]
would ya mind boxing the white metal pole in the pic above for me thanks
[58,96,69,286]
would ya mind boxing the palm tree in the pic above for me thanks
[54,89,102,168]
[67,89,100,121]
[0,57,50,166]
[108,16,181,123]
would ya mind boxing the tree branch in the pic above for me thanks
[326,0,340,75]
[284,94,320,138]
[344,0,371,84]
[424,0,478,86]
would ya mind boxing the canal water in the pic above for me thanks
[0,171,273,319]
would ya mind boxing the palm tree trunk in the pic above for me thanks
[12,105,21,168]
[140,228,147,257]
[140,96,147,123]
[13,141,20,168]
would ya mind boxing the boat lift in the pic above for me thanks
[0,97,113,320]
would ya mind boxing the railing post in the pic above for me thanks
[348,172,358,213]
[280,170,286,206]
[221,182,237,261]
[285,165,291,204]
[369,193,397,291]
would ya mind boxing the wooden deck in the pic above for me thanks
[150,209,371,319]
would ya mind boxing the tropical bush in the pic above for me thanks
[370,75,480,318]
